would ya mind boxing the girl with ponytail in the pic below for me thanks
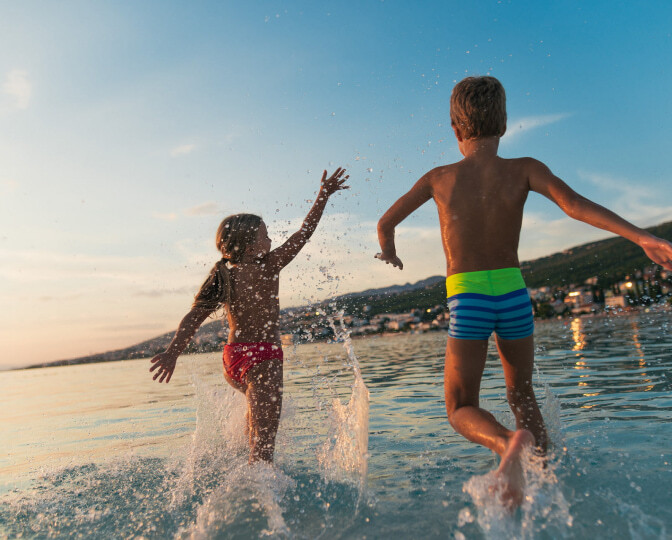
[150,168,348,462]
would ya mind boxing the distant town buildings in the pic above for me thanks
[277,264,672,343]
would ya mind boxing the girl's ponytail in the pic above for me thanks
[192,258,231,310]
[192,213,261,310]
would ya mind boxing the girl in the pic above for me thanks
[150,168,348,462]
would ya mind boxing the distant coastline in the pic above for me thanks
[18,220,672,371]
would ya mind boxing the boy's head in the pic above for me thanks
[450,76,506,140]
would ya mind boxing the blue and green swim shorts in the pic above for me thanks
[446,267,534,340]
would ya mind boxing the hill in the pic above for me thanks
[521,220,672,288]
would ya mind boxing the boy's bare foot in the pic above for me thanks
[495,429,535,509]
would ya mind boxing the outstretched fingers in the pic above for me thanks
[149,353,175,383]
[322,167,349,194]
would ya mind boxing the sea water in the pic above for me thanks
[1,311,671,539]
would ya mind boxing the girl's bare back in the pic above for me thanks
[226,260,281,344]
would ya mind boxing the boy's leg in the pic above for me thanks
[444,337,515,456]
[494,335,547,452]
[245,358,283,463]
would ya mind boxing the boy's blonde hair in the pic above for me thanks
[450,76,507,139]
[193,213,263,310]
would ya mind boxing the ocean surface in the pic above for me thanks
[1,311,671,539]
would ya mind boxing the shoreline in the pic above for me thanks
[8,305,668,372]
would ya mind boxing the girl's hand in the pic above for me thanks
[149,352,177,383]
[319,167,349,197]
[375,251,404,270]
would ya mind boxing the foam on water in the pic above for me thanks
[459,375,573,539]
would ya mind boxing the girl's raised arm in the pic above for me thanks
[268,167,348,270]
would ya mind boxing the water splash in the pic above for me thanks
[176,462,295,539]
[168,370,248,511]
[462,447,573,539]
[460,376,573,538]
[316,312,370,494]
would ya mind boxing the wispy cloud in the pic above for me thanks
[152,211,178,221]
[184,202,220,216]
[502,113,571,143]
[0,249,162,283]
[133,286,194,298]
[1,179,19,194]
[171,143,196,157]
[1,69,31,111]
[578,170,672,224]
[151,202,221,222]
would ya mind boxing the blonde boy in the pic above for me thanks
[376,76,672,506]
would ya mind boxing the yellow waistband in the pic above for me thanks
[446,267,526,297]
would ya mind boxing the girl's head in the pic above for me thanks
[216,213,270,263]
[192,213,270,310]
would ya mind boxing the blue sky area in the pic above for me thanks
[1,1,671,367]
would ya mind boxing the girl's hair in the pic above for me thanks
[192,213,263,310]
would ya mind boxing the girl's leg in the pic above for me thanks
[494,334,547,453]
[245,358,283,463]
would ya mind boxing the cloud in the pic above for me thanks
[134,286,194,298]
[1,179,19,194]
[0,248,169,285]
[1,70,31,111]
[152,211,178,221]
[171,143,196,157]
[577,170,672,224]
[501,113,571,143]
[184,202,220,216]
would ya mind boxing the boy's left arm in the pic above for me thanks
[376,174,433,270]
[269,167,349,269]
[528,159,672,270]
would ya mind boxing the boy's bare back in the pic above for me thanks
[425,153,531,275]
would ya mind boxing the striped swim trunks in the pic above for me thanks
[446,267,534,340]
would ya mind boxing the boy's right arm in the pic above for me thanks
[376,174,433,269]
[149,307,213,383]
[527,159,672,270]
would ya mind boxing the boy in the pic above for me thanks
[376,76,672,506]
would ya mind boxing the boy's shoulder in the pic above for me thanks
[419,157,550,195]
[422,156,543,178]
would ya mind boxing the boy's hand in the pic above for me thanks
[641,236,672,271]
[319,167,349,198]
[149,352,177,383]
[375,251,404,269]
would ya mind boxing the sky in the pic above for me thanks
[1,1,671,368]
